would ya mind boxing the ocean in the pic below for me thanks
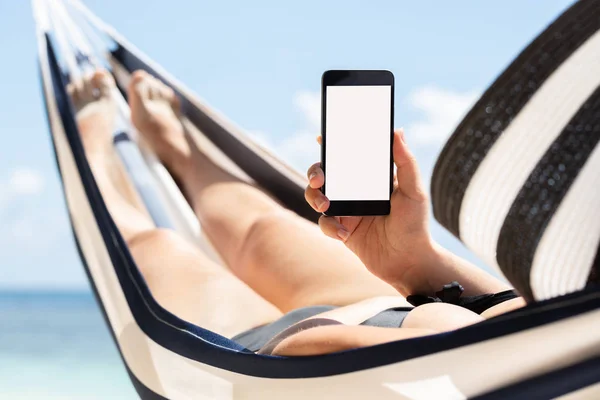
[0,291,137,399]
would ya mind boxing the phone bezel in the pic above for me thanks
[321,70,394,216]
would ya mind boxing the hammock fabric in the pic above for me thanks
[34,0,600,399]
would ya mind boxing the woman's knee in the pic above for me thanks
[127,228,200,270]
[235,210,297,269]
[127,228,185,251]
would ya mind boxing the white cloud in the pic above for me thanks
[0,168,44,211]
[277,130,320,171]
[8,168,45,195]
[282,91,322,171]
[247,130,278,154]
[405,85,481,147]
[0,168,46,246]
[248,91,322,173]
[9,216,36,242]
[293,91,320,131]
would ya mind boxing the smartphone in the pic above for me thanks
[321,70,394,216]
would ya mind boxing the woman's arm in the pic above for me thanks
[395,241,511,297]
[305,129,513,298]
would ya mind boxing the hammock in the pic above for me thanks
[33,0,600,398]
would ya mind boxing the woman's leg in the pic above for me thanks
[128,71,401,312]
[70,70,282,337]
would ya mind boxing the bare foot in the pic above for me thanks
[68,69,116,157]
[128,70,191,179]
[68,69,149,219]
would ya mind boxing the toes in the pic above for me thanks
[129,71,164,101]
[91,69,115,97]
[127,69,179,113]
[129,70,149,97]
[147,75,171,101]
[169,93,181,116]
[82,72,95,99]
[147,77,162,100]
[130,69,147,84]
[66,81,77,99]
[70,69,115,103]
[160,84,175,101]
[148,77,178,108]
[67,78,84,102]
[158,84,177,109]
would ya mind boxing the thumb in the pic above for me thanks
[393,129,427,201]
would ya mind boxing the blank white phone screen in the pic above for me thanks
[325,85,391,201]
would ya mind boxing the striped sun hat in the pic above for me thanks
[431,0,600,302]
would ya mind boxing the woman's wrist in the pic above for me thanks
[385,238,507,298]
[386,236,441,297]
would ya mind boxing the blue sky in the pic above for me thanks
[0,0,574,290]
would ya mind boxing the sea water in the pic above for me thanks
[0,291,137,399]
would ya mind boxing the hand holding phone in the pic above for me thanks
[305,72,433,294]
[321,70,394,216]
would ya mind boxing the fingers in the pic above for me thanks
[305,185,329,213]
[306,162,324,189]
[393,128,427,201]
[316,135,322,145]
[305,135,333,214]
[305,162,326,213]
[318,216,350,242]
